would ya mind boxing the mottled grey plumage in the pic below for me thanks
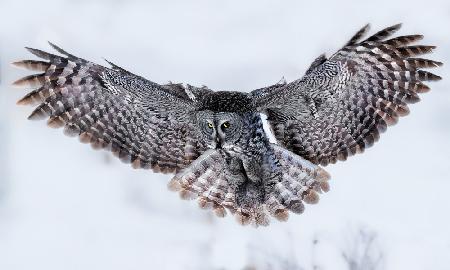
[13,24,441,226]
[252,23,442,166]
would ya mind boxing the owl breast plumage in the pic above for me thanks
[13,24,442,226]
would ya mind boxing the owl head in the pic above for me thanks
[194,110,244,149]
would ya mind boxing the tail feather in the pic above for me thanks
[168,146,331,227]
[270,143,331,217]
[168,150,234,219]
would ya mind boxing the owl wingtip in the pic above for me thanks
[16,99,27,105]
[11,61,24,69]
[392,22,402,29]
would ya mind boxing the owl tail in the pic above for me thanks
[267,144,331,221]
[168,149,232,218]
[167,149,272,227]
[168,146,331,227]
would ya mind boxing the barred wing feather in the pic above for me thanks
[252,24,442,166]
[13,43,207,173]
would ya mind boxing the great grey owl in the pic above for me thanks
[13,24,442,226]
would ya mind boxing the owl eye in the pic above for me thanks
[221,122,230,129]
[207,122,214,129]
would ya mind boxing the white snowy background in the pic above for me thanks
[0,0,449,269]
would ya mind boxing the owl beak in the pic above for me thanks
[216,137,222,149]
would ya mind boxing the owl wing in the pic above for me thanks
[13,43,208,173]
[251,24,442,166]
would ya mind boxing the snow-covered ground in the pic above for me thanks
[0,0,449,269]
